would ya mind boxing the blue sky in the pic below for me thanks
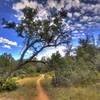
[0,0,100,60]
[0,0,23,59]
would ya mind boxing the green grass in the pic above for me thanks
[42,77,100,100]
[0,78,37,100]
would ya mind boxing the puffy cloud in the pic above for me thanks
[12,0,100,33]
[47,0,57,8]
[74,12,80,17]
[67,13,72,18]
[47,0,65,10]
[13,0,38,11]
[26,50,33,55]
[47,0,80,10]
[0,37,17,46]
[13,0,48,20]
[83,16,89,21]
[13,0,39,20]
[37,6,48,20]
[23,46,66,59]
[37,46,66,60]
[12,0,70,20]
[57,0,65,10]
[2,45,11,49]
[13,0,100,23]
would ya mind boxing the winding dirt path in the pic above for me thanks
[35,75,49,100]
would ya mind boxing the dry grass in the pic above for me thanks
[42,77,100,100]
[0,77,38,100]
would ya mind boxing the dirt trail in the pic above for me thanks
[35,75,49,100]
[0,75,49,100]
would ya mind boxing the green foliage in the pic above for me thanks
[36,63,47,73]
[0,53,15,68]
[2,6,71,69]
[13,70,27,78]
[47,51,68,86]
[47,51,64,70]
[0,78,18,92]
[0,78,37,99]
[2,7,64,43]
[42,77,100,100]
[77,40,96,63]
[47,40,99,87]
[13,63,36,78]
[2,78,18,91]
[0,53,16,79]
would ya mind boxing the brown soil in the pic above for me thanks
[35,75,49,100]
[0,75,49,100]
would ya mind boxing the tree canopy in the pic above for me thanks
[2,0,100,68]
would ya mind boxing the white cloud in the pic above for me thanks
[72,0,80,7]
[26,50,33,56]
[83,16,89,21]
[13,0,39,20]
[0,37,17,46]
[74,12,80,17]
[12,0,73,20]
[13,0,38,11]
[13,0,100,23]
[47,0,57,8]
[22,45,66,60]
[13,0,48,20]
[12,0,100,31]
[37,46,66,60]
[67,13,72,18]
[47,0,80,11]
[37,7,48,20]
[2,45,11,49]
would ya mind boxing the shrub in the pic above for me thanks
[2,78,18,91]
